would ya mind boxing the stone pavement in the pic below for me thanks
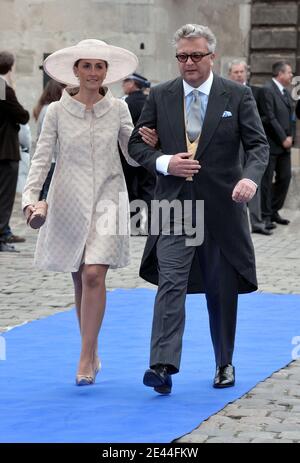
[1,193,300,443]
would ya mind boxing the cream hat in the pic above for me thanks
[43,39,138,86]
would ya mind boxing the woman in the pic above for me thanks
[33,79,65,200]
[33,79,65,126]
[22,39,157,386]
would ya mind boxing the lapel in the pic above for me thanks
[162,78,187,152]
[271,80,292,111]
[196,74,230,159]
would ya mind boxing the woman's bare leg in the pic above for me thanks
[72,264,101,372]
[72,264,84,330]
[76,264,109,376]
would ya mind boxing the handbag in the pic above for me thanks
[27,200,48,229]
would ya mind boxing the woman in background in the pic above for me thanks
[33,79,65,200]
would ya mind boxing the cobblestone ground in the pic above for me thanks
[1,194,300,443]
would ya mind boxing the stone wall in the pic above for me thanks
[250,0,299,85]
[2,0,299,207]
[0,0,251,136]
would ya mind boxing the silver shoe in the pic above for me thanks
[75,374,95,386]
[94,359,101,377]
[75,358,101,386]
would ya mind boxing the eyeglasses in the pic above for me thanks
[175,52,212,63]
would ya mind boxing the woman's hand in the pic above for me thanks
[24,204,35,222]
[139,126,158,148]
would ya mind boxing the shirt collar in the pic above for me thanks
[183,71,214,97]
[0,75,9,85]
[272,77,285,94]
[60,87,114,119]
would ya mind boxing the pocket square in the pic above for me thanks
[222,111,232,118]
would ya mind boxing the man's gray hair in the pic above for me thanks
[173,24,217,53]
[228,59,248,74]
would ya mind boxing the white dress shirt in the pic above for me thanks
[272,77,285,94]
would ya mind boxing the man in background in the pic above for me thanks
[259,61,294,229]
[0,51,29,252]
[122,73,156,233]
[228,59,271,236]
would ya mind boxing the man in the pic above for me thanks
[0,51,29,252]
[259,61,294,228]
[227,58,261,101]
[122,73,156,233]
[122,73,151,124]
[228,59,271,236]
[128,24,269,393]
[228,59,248,85]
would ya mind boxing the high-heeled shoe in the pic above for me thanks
[75,373,95,386]
[75,358,101,386]
[94,358,101,377]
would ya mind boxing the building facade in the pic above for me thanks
[1,0,299,204]
[0,0,252,118]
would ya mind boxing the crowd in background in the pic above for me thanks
[0,50,297,252]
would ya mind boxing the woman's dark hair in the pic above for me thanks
[74,59,108,68]
[33,79,66,121]
[0,51,15,75]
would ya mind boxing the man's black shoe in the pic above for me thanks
[213,364,235,388]
[265,220,277,230]
[0,242,19,253]
[143,364,172,395]
[271,213,290,225]
[252,227,273,236]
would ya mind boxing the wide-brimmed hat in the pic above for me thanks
[43,39,138,86]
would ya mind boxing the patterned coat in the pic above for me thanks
[22,88,138,272]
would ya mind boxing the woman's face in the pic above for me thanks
[73,59,107,91]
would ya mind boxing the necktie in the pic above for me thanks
[186,90,203,142]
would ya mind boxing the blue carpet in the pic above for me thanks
[0,289,299,443]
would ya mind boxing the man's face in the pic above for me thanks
[278,65,293,87]
[229,63,247,84]
[122,79,136,95]
[176,37,215,87]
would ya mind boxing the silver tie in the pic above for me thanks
[186,90,203,142]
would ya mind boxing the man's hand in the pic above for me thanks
[282,136,293,149]
[168,153,201,178]
[232,179,257,203]
[139,127,158,148]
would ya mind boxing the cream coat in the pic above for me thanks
[22,88,138,272]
